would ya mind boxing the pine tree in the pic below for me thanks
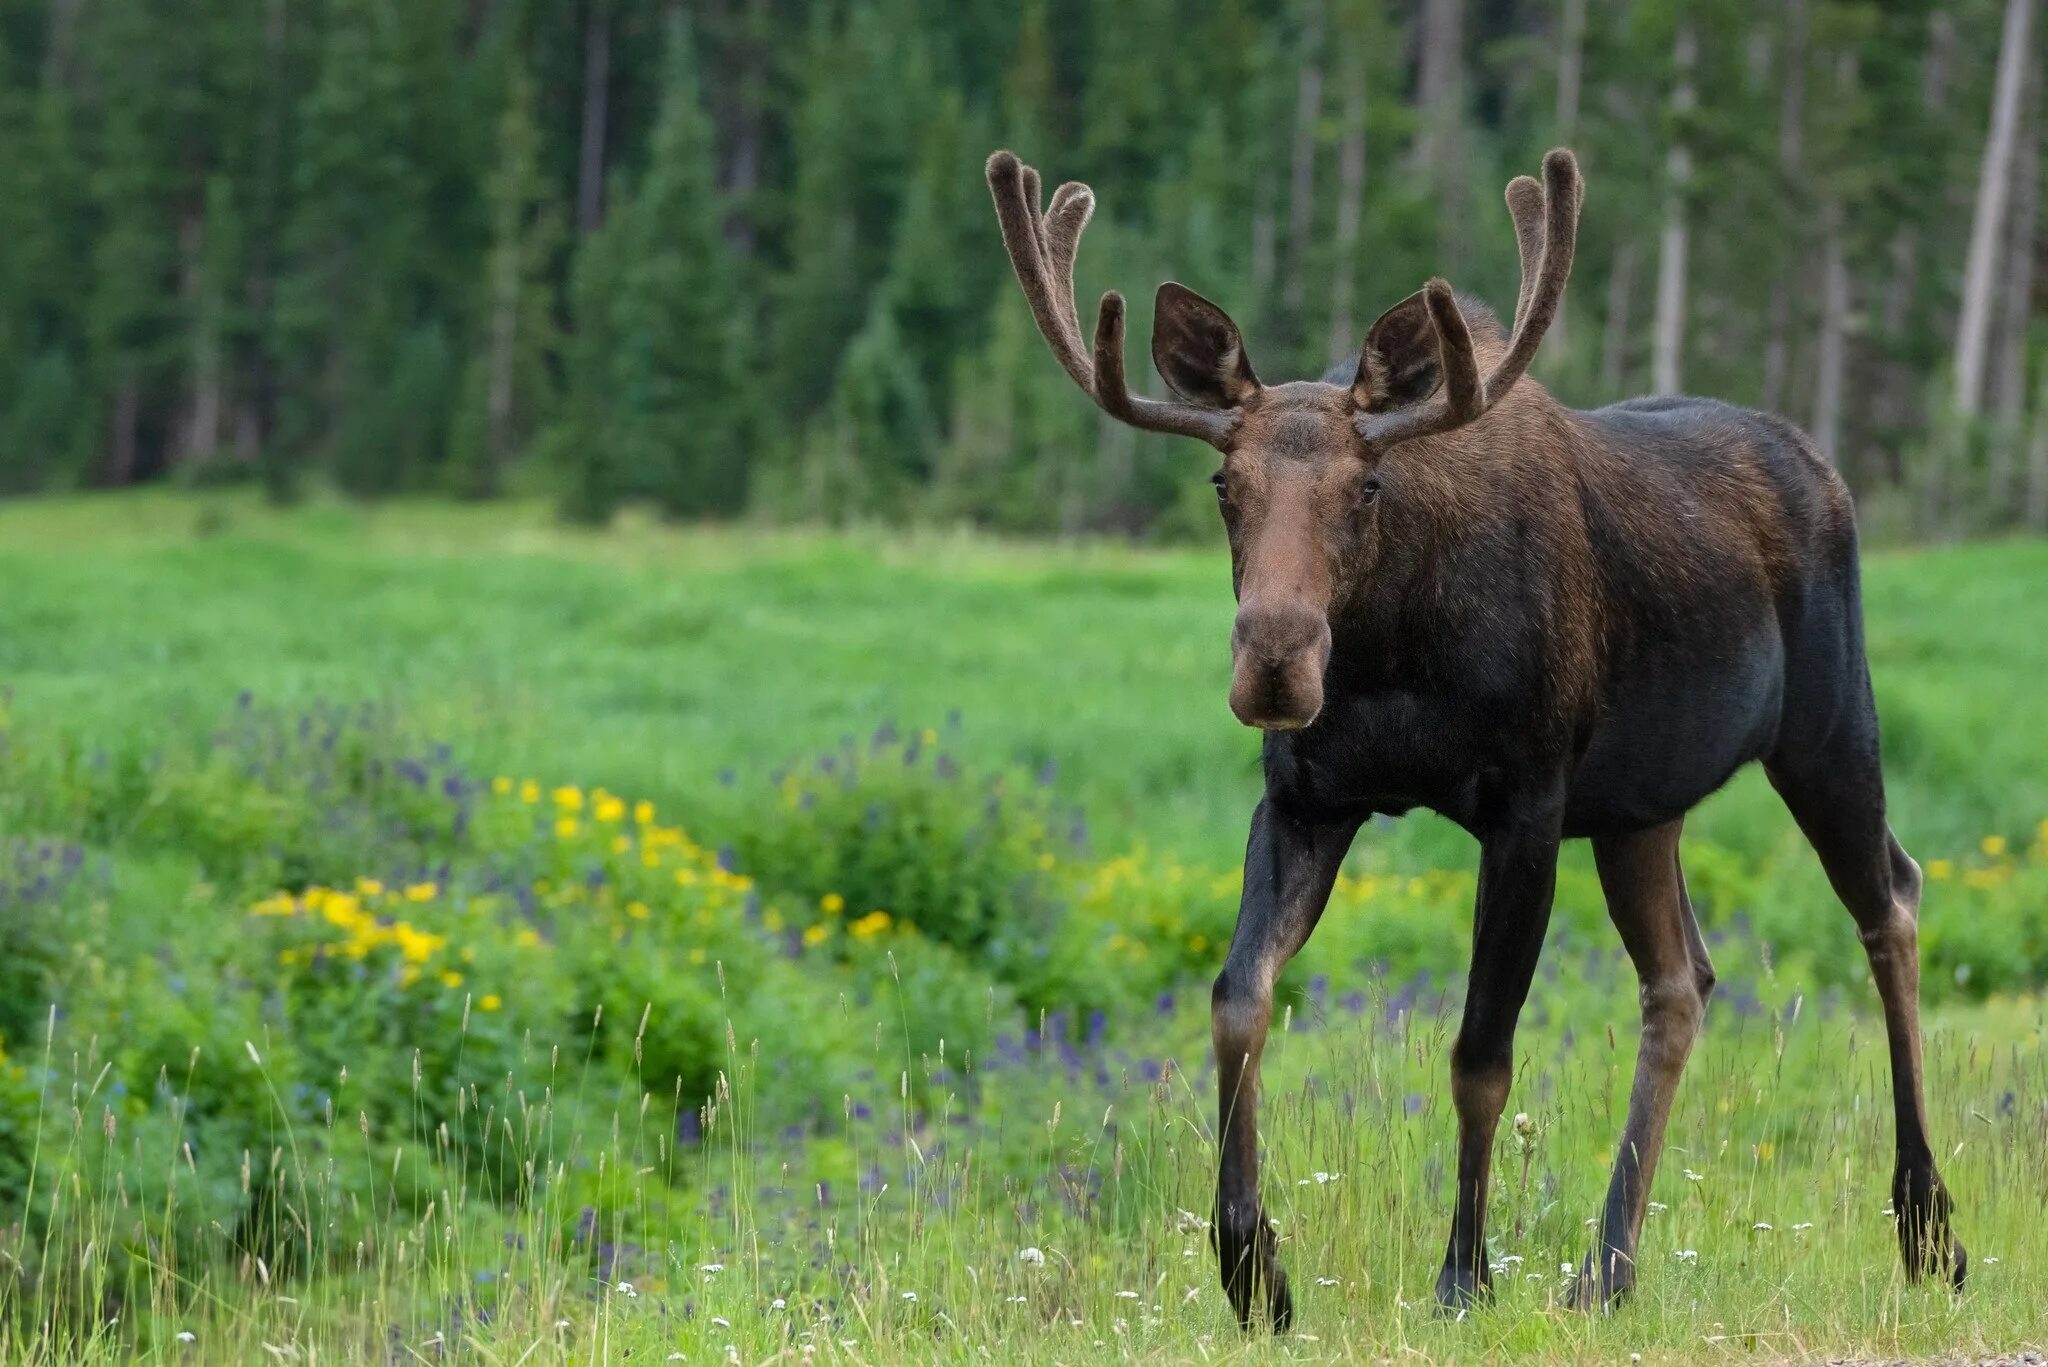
[547,17,748,522]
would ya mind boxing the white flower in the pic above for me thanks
[1682,1168,1705,1182]
[1752,1222,1773,1232]
[1174,1209,1211,1233]
[1007,1295,1028,1303]
[615,1281,637,1297]
[1560,1261,1573,1274]
[1316,1277,1339,1286]
[175,1332,197,1345]
[1674,1249,1699,1262]
[701,1263,726,1273]
[1648,1202,1668,1215]
[1502,1254,1524,1266]
[1018,1246,1046,1265]
[1791,1222,1814,1231]
[901,1291,918,1302]
[1983,1256,2001,1265]
[770,1298,787,1310]
[1312,1171,1341,1184]
[1116,1290,1139,1299]
[710,1317,731,1328]
[555,1320,571,1331]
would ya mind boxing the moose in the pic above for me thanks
[985,146,1965,1326]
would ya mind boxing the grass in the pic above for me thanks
[0,490,2044,1363]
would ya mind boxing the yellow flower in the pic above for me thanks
[492,776,513,796]
[514,928,543,949]
[405,882,438,902]
[392,922,446,964]
[675,868,699,887]
[1981,834,2008,858]
[688,947,707,965]
[440,970,464,989]
[634,800,656,826]
[1756,1140,1776,1161]
[1926,858,1954,881]
[612,834,633,855]
[803,925,829,947]
[849,910,892,940]
[251,893,298,917]
[820,892,845,915]
[595,794,626,823]
[479,993,502,1012]
[519,779,541,804]
[356,878,385,898]
[627,901,651,920]
[552,785,584,811]
[556,817,580,839]
[920,727,938,746]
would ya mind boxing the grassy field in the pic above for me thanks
[0,491,2044,1363]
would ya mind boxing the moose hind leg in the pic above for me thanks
[1565,821,1711,1310]
[1768,761,1965,1289]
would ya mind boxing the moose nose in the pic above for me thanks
[1228,606,1332,731]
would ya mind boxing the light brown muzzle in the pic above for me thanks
[1228,605,1332,730]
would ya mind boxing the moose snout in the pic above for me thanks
[1228,606,1332,731]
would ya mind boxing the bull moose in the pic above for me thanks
[984,146,1965,1327]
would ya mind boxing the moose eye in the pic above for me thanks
[1210,471,1230,502]
[1358,478,1382,507]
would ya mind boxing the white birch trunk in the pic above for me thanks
[1651,22,1696,397]
[1954,0,2036,414]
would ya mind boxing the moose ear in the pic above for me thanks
[1352,290,1444,412]
[1151,283,1260,409]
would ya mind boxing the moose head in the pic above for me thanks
[984,149,1581,731]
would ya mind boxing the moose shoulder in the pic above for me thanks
[985,147,1964,1330]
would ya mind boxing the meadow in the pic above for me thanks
[0,491,2044,1363]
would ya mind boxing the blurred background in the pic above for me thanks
[0,0,2039,540]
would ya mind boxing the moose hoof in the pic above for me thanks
[1892,1167,1966,1291]
[1559,1250,1632,1313]
[1433,1261,1493,1316]
[1215,1207,1292,1331]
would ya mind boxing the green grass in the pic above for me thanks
[0,490,2044,1363]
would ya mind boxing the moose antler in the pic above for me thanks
[1357,149,1582,449]
[985,151,1238,448]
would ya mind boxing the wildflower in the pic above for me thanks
[1752,1222,1773,1232]
[1017,1247,1045,1265]
[1927,858,1954,881]
[803,925,829,947]
[1316,1277,1339,1287]
[595,794,626,823]
[250,893,297,917]
[492,777,513,796]
[556,817,580,839]
[440,971,464,989]
[356,878,385,898]
[1756,1140,1775,1160]
[1983,1255,2000,1264]
[520,780,541,804]
[1682,1168,1704,1182]
[769,1299,786,1311]
[1791,1222,1813,1231]
[1981,834,2008,858]
[405,882,437,903]
[514,928,543,949]
[480,994,502,1012]
[175,1331,196,1344]
[849,910,892,940]
[1007,1295,1028,1304]
[901,1291,918,1302]
[627,901,651,920]
[709,1317,730,1328]
[634,800,656,825]
[553,786,584,811]
[1673,1249,1698,1262]
[1116,1291,1139,1299]
[701,1264,724,1274]
[615,1281,637,1297]
[820,892,845,914]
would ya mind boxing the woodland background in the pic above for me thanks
[0,0,2041,538]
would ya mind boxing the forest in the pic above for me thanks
[0,0,2040,538]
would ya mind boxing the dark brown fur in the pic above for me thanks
[985,148,1964,1330]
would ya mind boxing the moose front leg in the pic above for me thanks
[1437,802,1562,1312]
[1212,798,1359,1331]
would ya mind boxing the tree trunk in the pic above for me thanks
[1600,239,1638,396]
[1327,49,1367,362]
[1762,0,1807,413]
[1550,0,1586,352]
[577,0,613,234]
[180,202,223,466]
[1991,42,2040,423]
[1954,0,2036,414]
[1651,22,1695,397]
[2027,367,2048,530]
[107,371,140,486]
[1250,165,1277,323]
[1811,198,1847,464]
[1281,3,1324,332]
[1413,0,1462,178]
